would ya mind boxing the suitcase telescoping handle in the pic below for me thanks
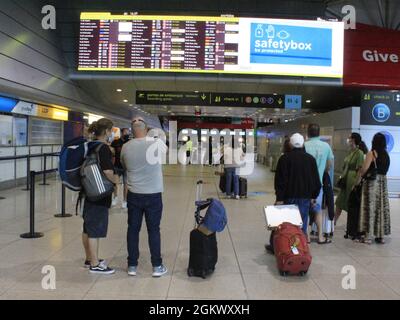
[195,180,203,228]
[196,180,203,202]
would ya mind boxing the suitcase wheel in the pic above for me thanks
[201,270,207,279]
[187,268,194,277]
[279,271,288,277]
[299,271,307,277]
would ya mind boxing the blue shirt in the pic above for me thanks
[304,137,334,183]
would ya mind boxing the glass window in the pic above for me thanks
[13,117,27,146]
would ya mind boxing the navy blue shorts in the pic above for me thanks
[83,201,109,238]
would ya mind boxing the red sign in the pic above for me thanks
[344,24,400,89]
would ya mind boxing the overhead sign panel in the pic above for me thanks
[78,13,344,78]
[136,91,286,108]
[360,91,400,126]
[11,101,69,121]
[284,95,302,109]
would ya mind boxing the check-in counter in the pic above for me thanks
[0,147,15,184]
[16,146,29,179]
[0,144,61,190]
[30,146,42,172]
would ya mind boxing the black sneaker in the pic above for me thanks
[264,244,274,255]
[84,259,105,268]
[89,264,115,275]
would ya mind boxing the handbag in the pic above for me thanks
[336,151,357,189]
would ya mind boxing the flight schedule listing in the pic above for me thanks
[78,13,344,78]
[78,13,239,72]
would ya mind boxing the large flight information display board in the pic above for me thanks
[78,13,344,78]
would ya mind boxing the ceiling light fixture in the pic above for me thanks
[123,99,128,103]
[306,100,311,103]
[116,89,122,92]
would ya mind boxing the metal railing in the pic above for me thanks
[20,170,72,239]
[0,151,60,198]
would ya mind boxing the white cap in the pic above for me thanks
[290,133,305,148]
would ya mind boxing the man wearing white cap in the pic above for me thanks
[274,133,321,235]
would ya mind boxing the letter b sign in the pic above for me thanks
[372,103,391,123]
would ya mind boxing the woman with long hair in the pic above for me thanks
[356,133,391,244]
[335,133,367,227]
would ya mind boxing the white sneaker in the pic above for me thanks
[112,197,118,207]
[122,201,127,209]
[152,265,168,277]
[127,266,137,276]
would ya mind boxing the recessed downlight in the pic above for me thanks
[116,89,122,92]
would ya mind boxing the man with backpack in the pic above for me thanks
[121,117,168,277]
[81,118,116,274]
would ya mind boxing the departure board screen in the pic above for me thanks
[78,13,344,78]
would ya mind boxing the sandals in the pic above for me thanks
[354,237,372,244]
[375,238,386,244]
[317,238,332,245]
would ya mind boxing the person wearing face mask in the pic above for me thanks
[111,128,131,208]
[82,118,116,274]
[334,133,368,227]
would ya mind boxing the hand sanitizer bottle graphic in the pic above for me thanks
[255,24,264,38]
[267,25,275,38]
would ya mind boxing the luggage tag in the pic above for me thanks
[291,246,299,255]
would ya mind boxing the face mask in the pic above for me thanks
[346,139,352,146]
[107,132,115,143]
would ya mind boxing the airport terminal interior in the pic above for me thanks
[1,0,400,301]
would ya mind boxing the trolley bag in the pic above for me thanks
[273,222,312,276]
[238,177,247,198]
[219,173,226,193]
[188,181,222,279]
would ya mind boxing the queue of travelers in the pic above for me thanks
[79,118,391,277]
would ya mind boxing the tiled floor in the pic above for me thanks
[0,164,399,300]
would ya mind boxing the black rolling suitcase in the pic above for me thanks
[238,177,247,198]
[188,180,218,279]
[219,172,247,198]
[219,173,226,193]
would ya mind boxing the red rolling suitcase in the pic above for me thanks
[273,222,312,276]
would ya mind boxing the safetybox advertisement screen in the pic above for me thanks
[78,13,344,78]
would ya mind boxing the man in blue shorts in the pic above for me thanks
[305,124,334,244]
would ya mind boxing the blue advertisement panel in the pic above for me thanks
[0,96,18,113]
[250,23,332,67]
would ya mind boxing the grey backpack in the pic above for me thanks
[80,144,114,202]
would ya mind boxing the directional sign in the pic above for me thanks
[285,95,302,109]
[361,90,400,126]
[136,91,285,108]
